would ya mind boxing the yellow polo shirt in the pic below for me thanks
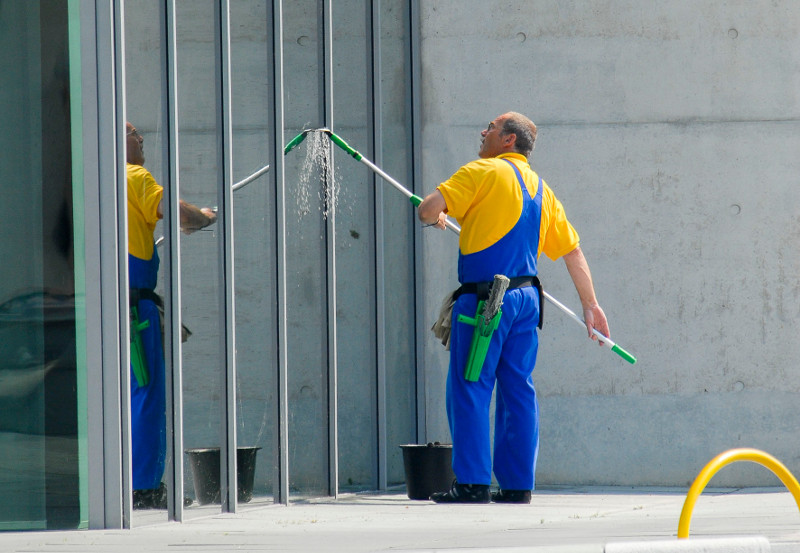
[437,153,579,260]
[127,163,163,261]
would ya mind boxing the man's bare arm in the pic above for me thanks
[157,199,217,233]
[562,246,609,342]
[418,190,448,229]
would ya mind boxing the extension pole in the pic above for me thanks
[289,128,636,364]
[214,126,319,194]
[175,131,318,240]
[540,291,636,363]
[232,164,270,191]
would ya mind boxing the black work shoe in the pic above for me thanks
[133,483,194,509]
[133,487,159,510]
[430,480,490,503]
[491,489,531,504]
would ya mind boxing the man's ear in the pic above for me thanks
[504,133,516,146]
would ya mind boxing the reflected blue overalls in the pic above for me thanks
[129,248,167,491]
[448,159,543,490]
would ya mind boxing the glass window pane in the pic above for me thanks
[230,0,274,507]
[332,0,378,492]
[125,0,172,522]
[379,0,418,488]
[176,0,224,517]
[0,0,87,530]
[284,0,332,497]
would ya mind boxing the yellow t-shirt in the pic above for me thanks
[437,152,580,260]
[127,163,163,261]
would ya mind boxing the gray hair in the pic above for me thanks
[501,112,537,157]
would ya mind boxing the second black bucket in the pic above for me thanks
[399,443,455,500]
[185,446,261,505]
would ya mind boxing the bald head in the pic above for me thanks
[126,121,145,165]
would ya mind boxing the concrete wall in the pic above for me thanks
[418,1,800,486]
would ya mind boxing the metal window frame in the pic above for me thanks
[160,0,186,522]
[409,0,426,445]
[268,0,290,505]
[321,0,339,500]
[83,0,128,530]
[367,0,388,492]
[83,0,424,524]
[214,0,238,514]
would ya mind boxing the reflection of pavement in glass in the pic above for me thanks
[0,433,78,529]
[0,290,79,527]
[130,493,276,527]
[0,291,77,434]
[0,360,58,401]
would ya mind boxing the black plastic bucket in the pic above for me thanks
[185,446,261,505]
[399,443,455,500]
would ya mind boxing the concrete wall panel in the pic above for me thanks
[419,0,800,486]
[420,1,800,125]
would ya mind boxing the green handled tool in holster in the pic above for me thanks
[130,306,150,387]
[456,275,510,382]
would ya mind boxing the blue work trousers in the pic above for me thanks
[130,297,166,491]
[447,285,540,490]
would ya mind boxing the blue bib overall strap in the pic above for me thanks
[456,158,545,327]
[457,159,543,283]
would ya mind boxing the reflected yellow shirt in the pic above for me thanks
[127,163,163,260]
[437,153,579,260]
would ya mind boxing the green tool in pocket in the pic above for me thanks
[130,306,151,387]
[456,275,510,382]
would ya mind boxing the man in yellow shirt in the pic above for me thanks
[126,121,216,509]
[418,112,609,504]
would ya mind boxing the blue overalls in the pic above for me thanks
[448,159,543,490]
[129,248,167,491]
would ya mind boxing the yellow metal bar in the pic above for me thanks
[678,448,800,538]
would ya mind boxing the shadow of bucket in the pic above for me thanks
[399,443,455,500]
[185,447,261,505]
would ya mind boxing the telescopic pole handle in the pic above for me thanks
[542,291,636,364]
[611,344,637,364]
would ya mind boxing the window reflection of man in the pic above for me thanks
[125,121,216,509]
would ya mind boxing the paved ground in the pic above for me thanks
[1,487,799,552]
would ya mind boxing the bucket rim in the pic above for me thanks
[185,446,263,454]
[398,443,452,449]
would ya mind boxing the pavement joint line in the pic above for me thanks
[604,535,771,553]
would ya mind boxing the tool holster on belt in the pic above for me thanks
[129,305,151,387]
[452,274,542,382]
[456,275,510,382]
[129,288,164,387]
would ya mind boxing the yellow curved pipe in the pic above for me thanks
[678,448,800,538]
